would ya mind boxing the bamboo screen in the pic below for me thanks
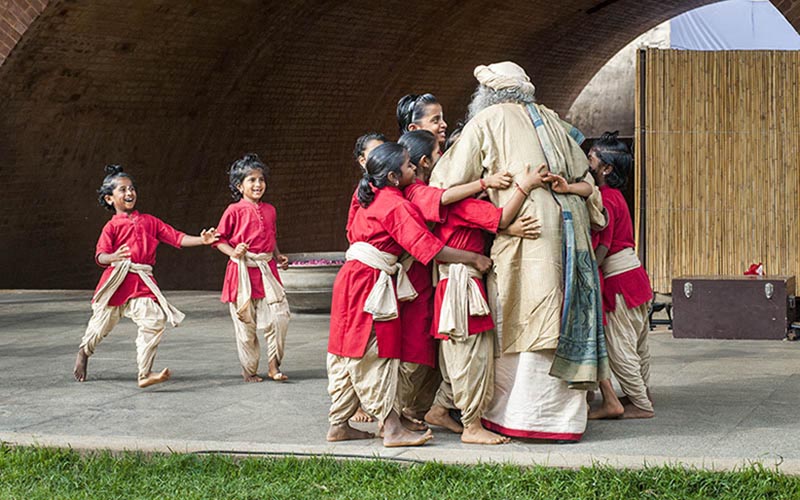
[635,48,800,293]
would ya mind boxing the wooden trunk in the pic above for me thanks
[672,276,796,340]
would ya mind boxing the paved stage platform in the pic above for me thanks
[2,290,799,472]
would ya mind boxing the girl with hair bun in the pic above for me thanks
[586,132,655,420]
[73,165,219,388]
[214,153,292,384]
[327,142,492,448]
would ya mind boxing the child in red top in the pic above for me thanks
[586,132,654,420]
[326,142,492,448]
[214,153,291,383]
[73,165,218,388]
[346,133,387,234]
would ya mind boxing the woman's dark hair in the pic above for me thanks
[590,131,631,189]
[396,93,439,134]
[97,164,135,211]
[398,130,436,168]
[444,120,465,152]
[357,142,408,208]
[228,153,268,200]
[353,132,387,162]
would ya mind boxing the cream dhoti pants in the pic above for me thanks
[327,333,399,425]
[433,331,495,427]
[228,298,289,376]
[605,295,653,412]
[395,362,440,417]
[79,297,167,380]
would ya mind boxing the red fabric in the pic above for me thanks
[482,419,583,442]
[214,199,282,304]
[403,179,446,223]
[431,197,502,339]
[592,186,653,313]
[93,211,186,306]
[398,260,437,367]
[345,188,360,235]
[329,187,445,359]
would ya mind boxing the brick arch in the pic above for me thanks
[1,0,798,289]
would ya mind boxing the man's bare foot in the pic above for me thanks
[383,412,433,447]
[242,371,263,383]
[424,405,464,433]
[622,403,655,419]
[327,422,376,442]
[586,390,596,402]
[461,421,510,445]
[73,349,89,382]
[350,407,375,423]
[138,368,171,388]
[268,371,288,382]
[400,413,428,431]
[588,399,625,420]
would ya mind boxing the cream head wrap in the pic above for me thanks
[473,61,536,96]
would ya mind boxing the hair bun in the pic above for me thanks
[242,153,260,162]
[104,164,124,176]
[601,131,620,141]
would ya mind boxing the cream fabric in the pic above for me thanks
[473,61,536,96]
[433,331,495,427]
[602,248,642,278]
[395,362,431,416]
[402,363,441,416]
[605,295,653,412]
[327,333,399,425]
[437,263,490,341]
[345,241,417,321]
[232,252,291,331]
[92,259,184,327]
[431,103,604,353]
[228,298,288,376]
[79,297,167,379]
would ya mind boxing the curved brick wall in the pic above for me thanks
[1,0,798,289]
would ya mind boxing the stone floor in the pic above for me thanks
[2,290,800,472]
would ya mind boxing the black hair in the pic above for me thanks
[228,153,268,200]
[97,164,135,211]
[357,142,408,208]
[353,132,387,162]
[590,131,631,189]
[398,130,436,168]
[444,120,465,152]
[396,93,440,135]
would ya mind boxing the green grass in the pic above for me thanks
[1,445,799,499]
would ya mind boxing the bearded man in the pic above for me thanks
[429,61,608,441]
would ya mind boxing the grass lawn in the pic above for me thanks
[1,444,799,499]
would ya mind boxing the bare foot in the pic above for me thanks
[268,358,288,382]
[402,408,427,422]
[424,405,464,434]
[138,368,171,388]
[350,407,375,423]
[400,413,428,431]
[327,422,376,442]
[586,390,596,403]
[461,421,510,445]
[268,371,288,382]
[622,403,655,419]
[242,371,263,383]
[73,349,89,382]
[588,399,624,420]
[383,411,433,447]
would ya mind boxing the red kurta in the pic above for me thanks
[431,198,501,339]
[328,187,445,359]
[345,188,360,235]
[399,178,447,367]
[214,199,282,304]
[592,185,653,312]
[93,211,186,307]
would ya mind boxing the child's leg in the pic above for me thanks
[636,301,653,403]
[74,304,124,381]
[393,362,428,430]
[326,352,374,441]
[403,363,441,421]
[228,302,261,382]
[605,295,654,418]
[125,298,170,388]
[588,378,624,419]
[261,298,290,381]
[425,344,464,434]
[441,332,508,445]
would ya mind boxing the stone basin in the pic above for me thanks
[281,252,345,313]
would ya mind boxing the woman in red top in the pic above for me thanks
[327,142,491,448]
[74,165,218,388]
[215,154,292,384]
[586,132,655,420]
